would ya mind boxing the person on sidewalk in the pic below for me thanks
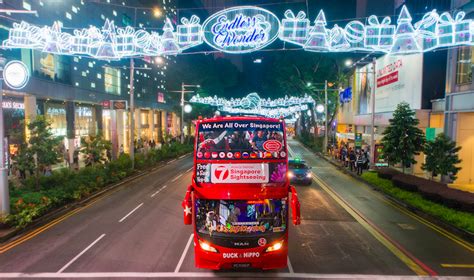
[348,148,356,171]
[355,151,365,175]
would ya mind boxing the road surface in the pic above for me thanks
[0,141,472,279]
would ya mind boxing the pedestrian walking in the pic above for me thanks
[349,148,356,171]
[356,151,364,175]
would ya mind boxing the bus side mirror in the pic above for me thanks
[182,185,193,225]
[290,186,301,225]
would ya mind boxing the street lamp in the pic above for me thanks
[174,83,200,144]
[345,59,353,67]
[184,104,192,113]
[152,7,162,18]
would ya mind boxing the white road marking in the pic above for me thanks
[118,203,144,223]
[179,155,187,159]
[171,173,183,182]
[0,272,457,279]
[174,234,194,273]
[57,234,106,273]
[151,185,167,198]
[287,257,294,274]
[168,159,176,164]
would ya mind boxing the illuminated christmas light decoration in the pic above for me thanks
[2,5,473,59]
[189,92,314,119]
[177,15,202,50]
[280,10,310,46]
[201,6,281,54]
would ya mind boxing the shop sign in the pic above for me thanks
[46,107,66,116]
[2,60,29,90]
[77,106,93,117]
[112,100,127,110]
[101,100,111,109]
[355,133,362,149]
[374,144,388,167]
[2,101,24,109]
[202,6,280,54]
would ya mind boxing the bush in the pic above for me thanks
[361,172,474,233]
[6,142,192,228]
[376,169,474,213]
[377,168,401,180]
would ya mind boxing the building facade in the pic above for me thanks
[444,0,474,189]
[0,0,182,161]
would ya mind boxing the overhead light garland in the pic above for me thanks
[189,92,314,119]
[2,5,472,59]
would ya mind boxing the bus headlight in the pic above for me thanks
[199,239,218,253]
[287,171,294,178]
[265,241,284,252]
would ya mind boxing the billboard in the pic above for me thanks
[355,53,423,114]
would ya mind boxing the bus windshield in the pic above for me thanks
[196,120,286,160]
[195,198,287,237]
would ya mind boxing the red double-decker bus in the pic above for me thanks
[182,116,301,270]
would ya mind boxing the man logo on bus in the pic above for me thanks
[214,165,230,181]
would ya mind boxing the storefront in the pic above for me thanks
[337,53,429,174]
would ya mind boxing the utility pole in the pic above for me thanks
[0,71,8,214]
[180,82,185,144]
[129,58,135,169]
[324,80,328,154]
[370,57,376,168]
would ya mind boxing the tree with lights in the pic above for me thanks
[381,102,425,173]
[422,133,461,182]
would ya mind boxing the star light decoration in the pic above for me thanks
[2,5,473,59]
[189,92,315,119]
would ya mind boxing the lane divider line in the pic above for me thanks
[175,234,194,273]
[172,173,183,182]
[151,185,167,198]
[311,174,436,276]
[118,203,144,223]
[287,257,294,274]
[440,263,474,268]
[57,234,106,273]
[168,159,177,164]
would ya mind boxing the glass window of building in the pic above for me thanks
[32,50,71,84]
[75,105,96,137]
[456,47,473,85]
[45,102,67,137]
[104,67,121,95]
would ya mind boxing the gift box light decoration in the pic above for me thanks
[2,5,474,59]
[280,10,310,46]
[189,93,315,119]
[177,15,202,50]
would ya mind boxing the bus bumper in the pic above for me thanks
[194,241,288,270]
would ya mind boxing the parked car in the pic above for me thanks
[288,159,312,185]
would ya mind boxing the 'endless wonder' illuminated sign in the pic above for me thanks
[202,6,280,53]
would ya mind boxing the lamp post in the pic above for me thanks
[129,58,135,169]
[369,57,377,168]
[324,80,328,154]
[179,83,200,144]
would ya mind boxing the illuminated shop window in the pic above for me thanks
[456,47,473,85]
[104,66,121,95]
